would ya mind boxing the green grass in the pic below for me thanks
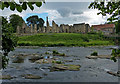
[18,33,114,47]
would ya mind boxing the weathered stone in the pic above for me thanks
[35,59,55,64]
[21,74,42,79]
[0,75,13,80]
[16,26,20,34]
[12,56,24,63]
[16,16,92,35]
[107,71,120,77]
[50,64,81,71]
[64,60,73,62]
[29,56,44,62]
[86,55,112,59]
[34,24,37,33]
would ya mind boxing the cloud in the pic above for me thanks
[1,2,109,26]
[57,8,71,17]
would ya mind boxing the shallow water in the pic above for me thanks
[2,46,118,82]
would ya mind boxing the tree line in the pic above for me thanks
[9,14,45,33]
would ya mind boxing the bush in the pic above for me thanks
[91,51,98,56]
[45,52,49,54]
[111,49,120,57]
[53,50,59,54]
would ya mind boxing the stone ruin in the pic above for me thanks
[16,17,91,35]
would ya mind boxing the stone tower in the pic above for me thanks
[46,17,49,27]
[46,17,50,33]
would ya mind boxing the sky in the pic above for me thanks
[1,1,110,26]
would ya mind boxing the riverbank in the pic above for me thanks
[18,33,114,47]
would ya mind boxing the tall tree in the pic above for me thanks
[26,15,45,29]
[0,1,44,69]
[9,14,24,32]
[2,17,18,69]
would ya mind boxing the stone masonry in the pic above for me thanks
[16,17,91,35]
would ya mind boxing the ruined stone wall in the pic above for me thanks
[73,23,86,33]
[16,17,91,35]
[85,24,91,33]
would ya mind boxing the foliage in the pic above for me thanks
[53,50,59,54]
[9,14,24,32]
[18,33,114,47]
[115,20,120,34]
[0,1,45,12]
[88,0,120,62]
[45,52,49,54]
[2,17,18,69]
[1,0,44,69]
[91,51,98,56]
[111,49,120,62]
[26,15,45,29]
[88,1,120,23]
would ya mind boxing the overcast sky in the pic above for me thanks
[1,2,110,26]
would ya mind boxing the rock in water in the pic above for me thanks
[12,56,24,63]
[0,75,13,80]
[21,74,42,79]
[50,64,81,71]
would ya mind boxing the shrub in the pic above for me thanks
[91,51,98,56]
[59,53,66,56]
[45,52,49,54]
[53,50,59,54]
[55,61,62,64]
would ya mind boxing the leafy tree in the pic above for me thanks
[88,1,120,23]
[2,17,18,69]
[0,1,45,12]
[115,20,120,34]
[88,0,120,62]
[9,14,24,33]
[0,1,44,69]
[26,15,45,29]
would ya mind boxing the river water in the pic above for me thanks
[2,46,119,82]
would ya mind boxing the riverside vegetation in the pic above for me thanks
[18,33,114,47]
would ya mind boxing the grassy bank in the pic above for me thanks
[18,33,114,47]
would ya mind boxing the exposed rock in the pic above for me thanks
[29,56,44,62]
[43,73,48,76]
[53,53,66,56]
[35,59,59,64]
[64,60,73,62]
[86,55,112,59]
[50,64,81,71]
[12,56,24,63]
[0,75,13,80]
[107,71,120,77]
[21,74,42,79]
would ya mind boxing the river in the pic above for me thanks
[2,46,118,82]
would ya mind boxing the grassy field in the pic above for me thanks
[18,33,114,47]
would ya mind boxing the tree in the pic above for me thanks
[88,1,120,23]
[115,20,120,34]
[88,1,120,62]
[1,17,18,69]
[0,1,44,69]
[0,1,45,12]
[9,14,24,33]
[26,15,45,29]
